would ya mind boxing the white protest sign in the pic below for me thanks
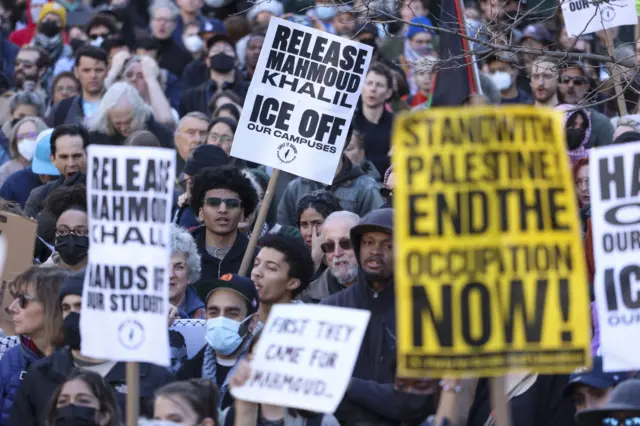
[80,145,175,366]
[230,304,370,413]
[590,141,640,371]
[562,0,636,37]
[230,17,372,185]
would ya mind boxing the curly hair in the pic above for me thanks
[170,224,201,284]
[257,233,314,298]
[44,185,87,221]
[295,190,342,227]
[190,166,258,217]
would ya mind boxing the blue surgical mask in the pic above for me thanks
[204,316,251,356]
[314,5,336,21]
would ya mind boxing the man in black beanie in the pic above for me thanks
[174,144,230,229]
[9,269,175,426]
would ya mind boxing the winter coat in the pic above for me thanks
[322,209,434,425]
[8,347,174,426]
[177,285,205,319]
[0,337,43,426]
[299,268,345,304]
[190,226,256,285]
[0,167,42,209]
[45,95,85,127]
[277,156,383,227]
[179,78,249,116]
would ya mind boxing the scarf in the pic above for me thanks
[202,344,217,382]
[32,33,64,63]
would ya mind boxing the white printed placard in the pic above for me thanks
[231,304,370,413]
[562,0,636,37]
[80,145,175,366]
[590,141,640,371]
[230,17,372,185]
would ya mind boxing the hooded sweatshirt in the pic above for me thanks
[277,156,383,226]
[556,104,592,164]
[322,209,434,425]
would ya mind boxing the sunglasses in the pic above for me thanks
[321,238,353,254]
[205,197,242,209]
[560,76,588,86]
[11,292,37,309]
[89,33,110,40]
[603,418,640,425]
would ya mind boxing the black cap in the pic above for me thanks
[206,34,235,51]
[184,145,229,176]
[197,273,259,314]
[59,269,86,302]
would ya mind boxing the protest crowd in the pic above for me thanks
[0,0,636,425]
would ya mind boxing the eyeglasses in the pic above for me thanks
[89,33,110,40]
[17,132,38,141]
[55,225,89,237]
[560,76,588,86]
[11,291,37,309]
[321,238,353,254]
[205,197,242,209]
[208,133,233,145]
[602,417,640,425]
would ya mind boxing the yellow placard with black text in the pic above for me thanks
[393,106,591,378]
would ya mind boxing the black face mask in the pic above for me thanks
[39,21,61,38]
[63,312,81,350]
[55,235,89,266]
[56,404,99,426]
[70,38,86,52]
[209,52,235,73]
[566,128,586,150]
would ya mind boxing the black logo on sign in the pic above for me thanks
[118,319,145,349]
[601,5,615,22]
[277,143,298,164]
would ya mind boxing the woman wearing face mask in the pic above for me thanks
[43,185,89,271]
[0,267,69,426]
[557,104,592,164]
[182,23,204,60]
[153,379,219,426]
[45,370,121,426]
[0,116,47,186]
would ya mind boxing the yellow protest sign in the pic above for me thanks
[393,106,591,378]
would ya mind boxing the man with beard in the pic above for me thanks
[300,211,360,303]
[530,58,558,107]
[558,60,614,147]
[13,46,48,100]
[322,209,433,425]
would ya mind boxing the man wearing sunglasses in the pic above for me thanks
[300,211,360,303]
[558,60,614,148]
[189,166,258,285]
[576,379,640,426]
[322,208,432,424]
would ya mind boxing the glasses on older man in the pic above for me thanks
[321,238,352,254]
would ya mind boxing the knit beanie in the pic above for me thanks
[59,268,86,302]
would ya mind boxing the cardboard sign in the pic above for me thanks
[393,106,591,378]
[590,141,640,371]
[562,0,636,37]
[0,213,37,335]
[230,304,370,413]
[80,146,175,366]
[230,17,372,185]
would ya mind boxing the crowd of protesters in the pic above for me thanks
[0,0,634,425]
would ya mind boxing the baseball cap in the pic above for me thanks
[206,33,235,51]
[197,274,259,315]
[32,129,61,176]
[563,356,626,397]
[200,18,226,35]
[519,24,552,44]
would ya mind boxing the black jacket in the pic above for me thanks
[321,208,434,425]
[88,117,175,149]
[7,347,174,426]
[179,78,249,116]
[155,37,193,78]
[190,226,256,285]
[176,346,204,381]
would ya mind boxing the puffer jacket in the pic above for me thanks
[0,336,44,425]
[277,156,383,226]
